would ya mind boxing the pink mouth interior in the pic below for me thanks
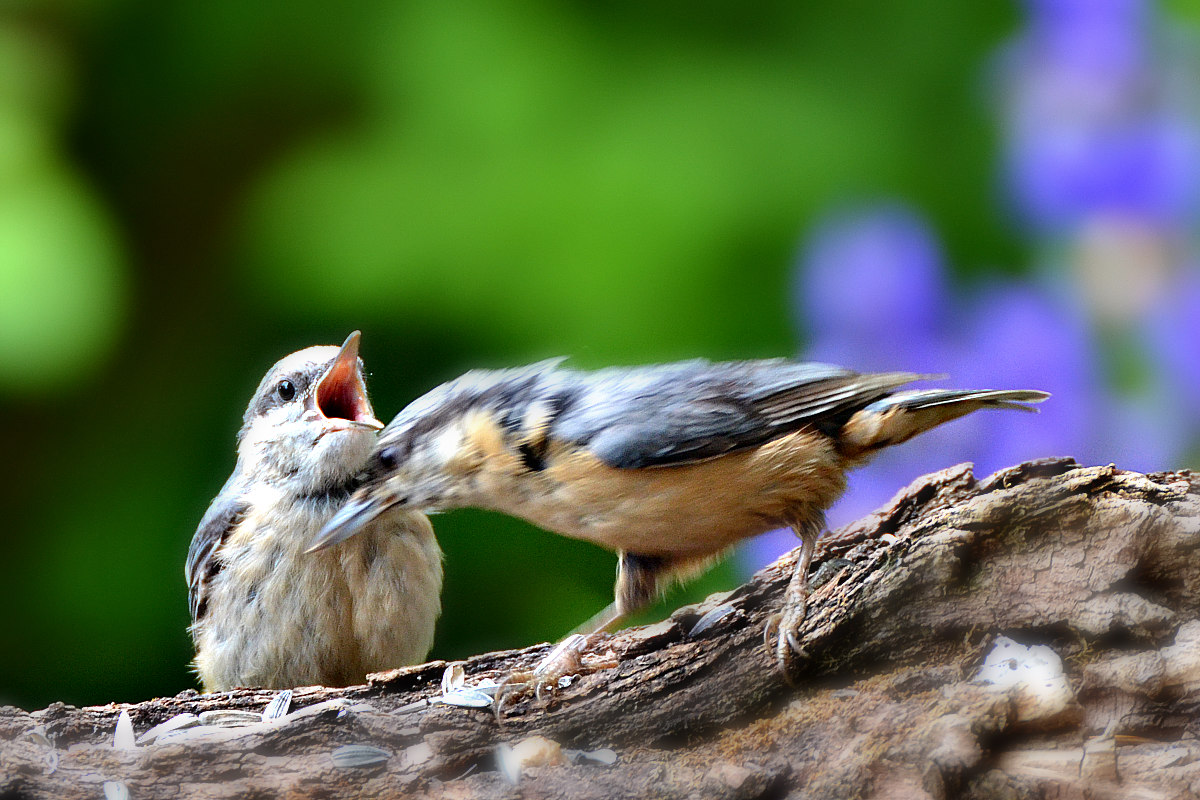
[316,366,374,424]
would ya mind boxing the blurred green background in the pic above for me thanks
[1,0,1197,710]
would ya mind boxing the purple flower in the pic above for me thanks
[1021,0,1148,78]
[748,206,1114,571]
[751,204,959,565]
[998,0,1200,231]
[945,280,1102,474]
[1005,114,1200,231]
[1141,267,1200,411]
[1101,391,1191,473]
[796,204,948,372]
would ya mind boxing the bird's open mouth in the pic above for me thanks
[314,332,384,430]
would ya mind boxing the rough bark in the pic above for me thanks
[3,458,1199,799]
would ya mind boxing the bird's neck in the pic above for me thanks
[293,473,360,505]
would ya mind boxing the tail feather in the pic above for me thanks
[839,388,1049,457]
[882,388,1049,411]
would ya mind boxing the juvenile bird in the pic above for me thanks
[311,358,1046,679]
[185,332,443,692]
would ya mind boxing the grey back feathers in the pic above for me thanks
[376,358,1031,471]
[556,361,926,468]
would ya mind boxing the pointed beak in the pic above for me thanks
[314,331,384,430]
[308,493,386,552]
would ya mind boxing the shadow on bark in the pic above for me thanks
[3,458,1199,799]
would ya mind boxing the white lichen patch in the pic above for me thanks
[975,635,1074,723]
[496,735,568,784]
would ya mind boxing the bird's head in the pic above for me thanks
[309,360,564,551]
[238,331,383,496]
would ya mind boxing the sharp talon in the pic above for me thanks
[492,686,512,721]
[493,693,508,722]
[490,634,617,720]
[763,614,781,649]
[766,589,812,679]
[492,670,533,721]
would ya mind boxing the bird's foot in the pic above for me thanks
[764,588,810,681]
[493,633,618,720]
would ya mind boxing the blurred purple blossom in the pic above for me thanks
[746,1,1200,572]
[997,0,1200,231]
[796,204,947,356]
[797,207,1112,524]
[746,202,1192,570]
[1141,267,1200,408]
[946,280,1101,472]
[1102,390,1191,474]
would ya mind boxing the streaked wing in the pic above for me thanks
[185,474,249,622]
[556,360,925,469]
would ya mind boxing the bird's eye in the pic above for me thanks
[378,446,399,470]
[276,380,296,401]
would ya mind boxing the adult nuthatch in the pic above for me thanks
[186,332,443,692]
[311,358,1046,680]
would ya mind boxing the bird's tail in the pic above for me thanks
[838,388,1050,459]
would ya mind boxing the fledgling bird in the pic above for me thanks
[185,332,443,692]
[311,357,1046,679]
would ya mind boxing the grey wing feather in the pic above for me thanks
[380,357,570,441]
[555,360,927,469]
[185,473,249,622]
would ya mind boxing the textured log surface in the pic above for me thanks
[2,458,1199,799]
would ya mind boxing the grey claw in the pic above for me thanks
[492,680,523,722]
[763,614,781,649]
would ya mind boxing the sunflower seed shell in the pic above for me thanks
[331,744,391,768]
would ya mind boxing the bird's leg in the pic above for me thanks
[568,600,624,637]
[494,552,666,717]
[529,552,664,685]
[764,516,822,678]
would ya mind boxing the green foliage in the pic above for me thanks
[0,0,1017,709]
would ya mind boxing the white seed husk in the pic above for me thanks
[136,713,199,745]
[441,688,493,708]
[331,744,391,768]
[402,742,433,767]
[441,662,466,693]
[276,698,352,724]
[154,724,266,745]
[262,689,293,722]
[579,748,618,765]
[197,709,265,727]
[495,743,521,785]
[112,711,136,750]
[20,727,52,748]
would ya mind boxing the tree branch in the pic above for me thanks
[3,458,1198,799]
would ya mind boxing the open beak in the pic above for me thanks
[313,331,384,430]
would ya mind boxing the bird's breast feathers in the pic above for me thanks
[192,484,441,691]
[470,428,848,557]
